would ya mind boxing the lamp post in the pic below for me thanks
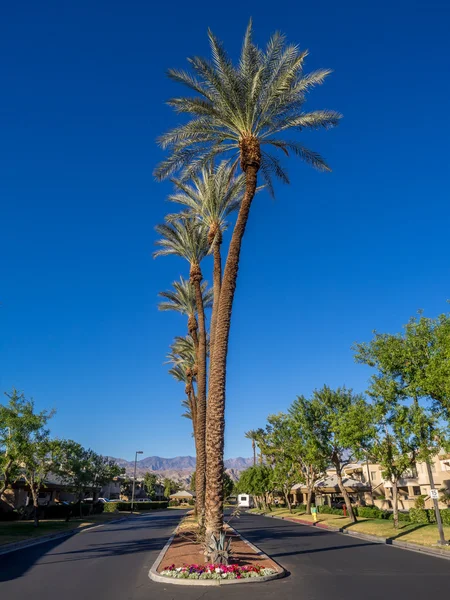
[131,451,143,513]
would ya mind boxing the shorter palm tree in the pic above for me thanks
[167,163,245,361]
[155,218,210,520]
[244,430,258,466]
[159,276,213,346]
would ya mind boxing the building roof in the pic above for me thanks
[169,490,195,499]
[291,476,370,494]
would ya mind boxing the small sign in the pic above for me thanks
[430,489,439,500]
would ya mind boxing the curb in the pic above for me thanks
[0,512,153,557]
[148,524,286,586]
[259,513,450,561]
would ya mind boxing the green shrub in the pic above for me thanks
[440,509,450,525]
[387,511,410,522]
[293,504,306,513]
[104,501,169,512]
[414,495,426,509]
[409,508,429,524]
[318,505,344,515]
[356,506,384,519]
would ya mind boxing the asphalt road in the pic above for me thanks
[1,510,449,599]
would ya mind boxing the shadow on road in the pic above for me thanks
[0,511,180,583]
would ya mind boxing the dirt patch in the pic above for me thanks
[157,527,281,573]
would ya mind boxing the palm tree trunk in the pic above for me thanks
[209,241,222,368]
[205,161,259,541]
[192,271,207,525]
[252,441,256,467]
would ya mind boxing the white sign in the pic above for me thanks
[430,489,439,500]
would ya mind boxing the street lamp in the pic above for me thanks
[131,451,143,512]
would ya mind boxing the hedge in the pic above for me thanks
[104,501,168,512]
[318,506,344,515]
[409,507,450,525]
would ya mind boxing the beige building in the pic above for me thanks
[290,451,450,510]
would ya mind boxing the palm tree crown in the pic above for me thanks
[154,218,209,281]
[159,276,213,314]
[155,20,341,195]
[168,161,245,246]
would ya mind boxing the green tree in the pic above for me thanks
[155,22,340,540]
[0,390,57,526]
[354,319,450,539]
[244,430,258,466]
[163,478,180,499]
[295,386,374,523]
[236,465,273,510]
[155,218,209,523]
[143,473,158,499]
[288,401,329,514]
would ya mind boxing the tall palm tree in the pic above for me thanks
[244,430,258,466]
[168,162,245,363]
[155,218,209,521]
[155,22,340,539]
[168,361,197,440]
[159,276,213,346]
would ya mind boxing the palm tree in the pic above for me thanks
[159,276,213,346]
[155,21,340,539]
[168,162,245,362]
[244,430,258,466]
[155,218,209,521]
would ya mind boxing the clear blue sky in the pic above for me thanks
[1,1,449,462]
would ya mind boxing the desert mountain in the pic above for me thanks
[109,455,252,484]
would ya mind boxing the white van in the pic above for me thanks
[237,494,254,508]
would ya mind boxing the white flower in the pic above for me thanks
[176,567,182,572]
[215,567,222,573]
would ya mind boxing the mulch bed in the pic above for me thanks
[157,527,280,573]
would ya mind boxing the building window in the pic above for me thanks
[370,471,377,481]
[413,487,421,496]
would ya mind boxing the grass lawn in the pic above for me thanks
[249,508,450,550]
[0,512,128,546]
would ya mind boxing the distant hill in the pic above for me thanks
[109,455,253,484]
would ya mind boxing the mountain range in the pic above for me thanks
[109,455,253,485]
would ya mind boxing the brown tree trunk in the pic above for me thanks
[209,239,222,369]
[306,488,314,515]
[0,458,13,499]
[30,484,39,527]
[284,489,292,513]
[205,162,259,542]
[252,441,256,467]
[334,460,357,523]
[192,269,207,525]
[392,479,399,529]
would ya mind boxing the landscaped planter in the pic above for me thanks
[160,563,277,580]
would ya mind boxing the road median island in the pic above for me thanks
[149,516,285,586]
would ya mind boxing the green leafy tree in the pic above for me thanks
[163,478,181,499]
[155,21,340,540]
[354,320,450,538]
[261,414,302,512]
[236,465,273,510]
[288,401,329,514]
[223,471,234,500]
[295,386,374,523]
[143,473,158,499]
[0,390,57,526]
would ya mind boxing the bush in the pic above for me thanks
[105,501,169,512]
[356,506,384,519]
[414,495,426,509]
[317,506,344,515]
[168,500,178,507]
[440,509,450,525]
[293,504,306,513]
[387,511,411,522]
[409,508,430,524]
